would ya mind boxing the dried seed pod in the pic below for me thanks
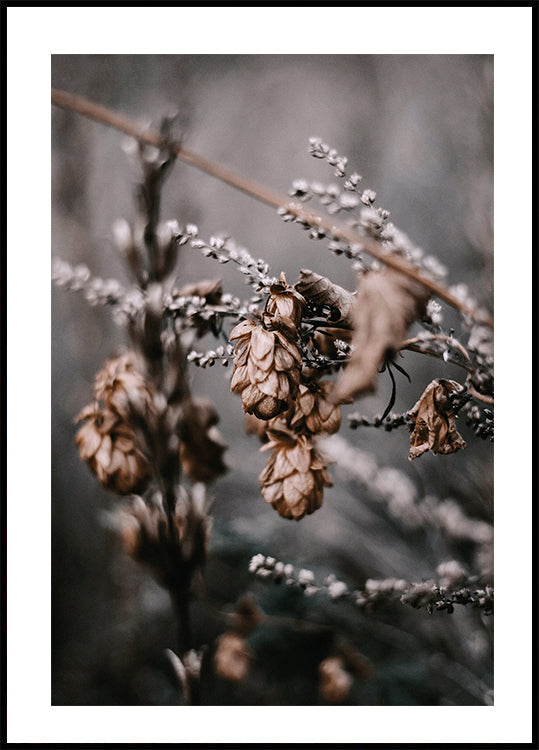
[75,403,150,495]
[408,379,467,460]
[229,315,302,420]
[259,432,333,520]
[267,272,306,326]
[214,632,253,683]
[94,352,155,422]
[290,381,343,435]
[333,269,429,402]
[179,396,227,483]
[318,656,353,704]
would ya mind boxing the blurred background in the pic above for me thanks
[52,54,493,706]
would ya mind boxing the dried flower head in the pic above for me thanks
[75,403,150,495]
[214,632,253,682]
[408,379,467,460]
[318,656,353,704]
[290,381,344,435]
[94,352,155,422]
[179,396,227,483]
[229,315,302,420]
[266,272,306,326]
[116,490,211,587]
[259,430,333,520]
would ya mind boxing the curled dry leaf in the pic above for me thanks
[295,268,355,328]
[408,379,467,460]
[333,269,429,402]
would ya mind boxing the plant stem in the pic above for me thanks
[51,88,494,330]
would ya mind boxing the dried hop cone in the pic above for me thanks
[75,403,150,495]
[259,431,333,520]
[266,272,306,327]
[94,352,155,421]
[229,314,302,420]
[290,381,343,435]
[116,489,211,586]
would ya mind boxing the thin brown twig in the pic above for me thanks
[51,88,494,331]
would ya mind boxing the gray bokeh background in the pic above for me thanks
[52,55,493,706]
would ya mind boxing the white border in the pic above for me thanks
[6,5,533,745]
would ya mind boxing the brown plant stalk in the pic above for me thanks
[51,88,493,330]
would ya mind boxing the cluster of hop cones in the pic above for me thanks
[229,275,348,521]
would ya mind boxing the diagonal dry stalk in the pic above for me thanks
[51,88,494,331]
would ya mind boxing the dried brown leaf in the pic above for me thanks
[333,269,429,402]
[295,269,355,328]
[408,379,466,460]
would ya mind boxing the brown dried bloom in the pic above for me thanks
[75,403,150,495]
[266,272,306,327]
[318,656,353,704]
[116,489,210,588]
[94,352,155,421]
[179,396,227,483]
[259,430,333,520]
[408,379,467,460]
[333,269,429,402]
[290,381,343,435]
[229,315,302,420]
[214,632,253,683]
